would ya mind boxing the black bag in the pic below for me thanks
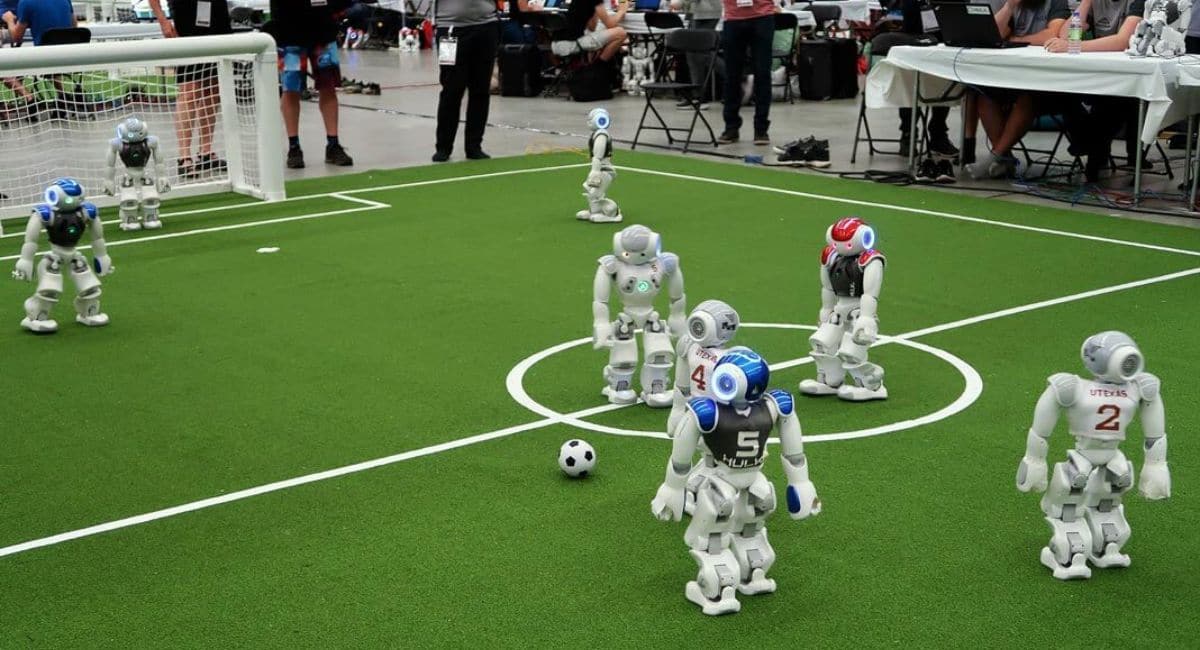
[569,63,614,102]
[499,44,543,97]
[830,38,859,99]
[797,38,832,101]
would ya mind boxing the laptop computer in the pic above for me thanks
[933,3,1029,48]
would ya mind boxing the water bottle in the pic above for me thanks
[1068,12,1082,55]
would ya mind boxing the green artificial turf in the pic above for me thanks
[1,151,1198,647]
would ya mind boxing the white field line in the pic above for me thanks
[2,265,1196,559]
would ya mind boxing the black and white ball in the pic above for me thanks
[558,439,596,478]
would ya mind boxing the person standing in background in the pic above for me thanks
[677,0,721,110]
[717,0,774,145]
[149,0,231,179]
[268,0,354,169]
[432,0,500,162]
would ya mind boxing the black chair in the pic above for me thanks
[633,28,720,153]
[529,12,582,98]
[641,10,684,52]
[772,12,799,104]
[806,4,842,35]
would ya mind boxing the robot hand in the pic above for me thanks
[818,307,833,325]
[667,314,686,339]
[12,258,34,282]
[1139,462,1172,499]
[651,482,686,521]
[157,177,171,193]
[103,180,116,197]
[93,255,115,277]
[851,315,878,345]
[585,171,603,189]
[785,480,822,520]
[593,322,614,349]
[1015,455,1049,493]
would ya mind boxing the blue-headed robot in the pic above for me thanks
[651,348,821,615]
[11,179,114,333]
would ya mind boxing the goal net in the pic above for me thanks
[0,32,285,221]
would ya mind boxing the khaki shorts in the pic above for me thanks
[552,24,609,56]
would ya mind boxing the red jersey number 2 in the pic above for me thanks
[1096,405,1121,432]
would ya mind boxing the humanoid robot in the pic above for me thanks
[799,217,887,401]
[11,178,114,333]
[592,224,686,407]
[104,116,170,231]
[621,43,652,96]
[1127,0,1191,57]
[577,108,622,224]
[668,300,741,514]
[651,348,821,615]
[1016,331,1171,580]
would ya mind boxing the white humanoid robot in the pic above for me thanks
[668,299,741,514]
[1016,331,1171,580]
[799,217,887,401]
[11,178,115,333]
[621,43,652,96]
[399,27,419,52]
[577,108,622,224]
[104,116,170,231]
[651,348,821,616]
[592,224,686,407]
[1127,0,1192,57]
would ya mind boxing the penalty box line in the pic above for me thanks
[1,265,1198,560]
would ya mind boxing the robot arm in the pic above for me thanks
[776,402,821,520]
[149,135,170,193]
[666,263,686,337]
[1136,374,1171,499]
[818,265,835,324]
[104,140,119,196]
[11,214,42,282]
[588,132,608,176]
[651,414,701,521]
[592,263,614,349]
[851,260,883,345]
[87,205,114,276]
[1016,383,1063,492]
[668,338,693,435]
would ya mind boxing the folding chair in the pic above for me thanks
[772,12,799,104]
[530,12,584,98]
[806,4,842,36]
[633,28,719,153]
[642,11,684,51]
[852,31,935,163]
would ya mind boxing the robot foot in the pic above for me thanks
[641,389,672,408]
[589,212,623,224]
[737,569,777,596]
[119,221,142,232]
[1090,543,1131,569]
[799,379,840,396]
[1040,546,1092,580]
[20,317,58,333]
[685,582,741,616]
[576,209,592,221]
[142,218,162,230]
[601,386,638,405]
[76,313,110,327]
[837,384,889,402]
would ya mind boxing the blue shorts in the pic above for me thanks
[278,42,341,93]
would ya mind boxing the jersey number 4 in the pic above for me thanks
[691,366,706,392]
[1096,404,1121,431]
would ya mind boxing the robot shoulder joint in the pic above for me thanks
[858,249,885,268]
[1134,372,1161,403]
[687,397,718,432]
[33,204,52,222]
[598,255,618,275]
[82,203,99,219]
[1046,372,1080,407]
[820,244,836,266]
[658,252,679,275]
[765,389,794,416]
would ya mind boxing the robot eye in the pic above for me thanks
[45,188,59,205]
[861,227,875,249]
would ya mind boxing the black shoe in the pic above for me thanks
[753,131,770,145]
[1118,154,1153,171]
[717,129,739,144]
[178,157,196,179]
[195,153,228,175]
[929,135,959,158]
[934,158,956,183]
[773,135,814,155]
[961,137,976,165]
[432,150,451,163]
[465,149,490,160]
[778,137,830,167]
[915,157,936,183]
[287,147,305,169]
[325,143,354,166]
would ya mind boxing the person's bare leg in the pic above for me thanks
[177,80,198,162]
[281,90,301,138]
[991,93,1035,157]
[196,77,219,157]
[598,27,627,62]
[3,77,34,102]
[317,87,338,137]
[975,94,1006,149]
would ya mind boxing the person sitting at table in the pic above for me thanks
[504,0,542,44]
[551,0,628,62]
[967,0,1071,179]
[1041,0,1144,181]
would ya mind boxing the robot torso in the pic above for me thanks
[689,397,775,470]
[606,255,674,320]
[119,140,152,169]
[36,204,91,249]
[684,342,725,397]
[589,130,613,161]
[1063,376,1142,443]
[823,246,884,299]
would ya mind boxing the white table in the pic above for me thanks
[1168,62,1200,207]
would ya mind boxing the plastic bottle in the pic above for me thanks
[1068,12,1083,55]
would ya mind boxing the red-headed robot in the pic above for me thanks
[799,217,887,401]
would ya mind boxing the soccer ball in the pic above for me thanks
[558,439,596,478]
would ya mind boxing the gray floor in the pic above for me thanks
[288,48,1200,229]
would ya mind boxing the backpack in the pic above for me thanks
[569,62,615,102]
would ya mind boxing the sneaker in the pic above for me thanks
[967,152,1018,180]
[929,135,959,158]
[195,153,228,175]
[363,83,381,95]
[753,131,770,145]
[287,147,305,169]
[675,98,709,111]
[345,81,364,94]
[773,135,813,155]
[432,150,451,163]
[325,143,353,166]
[717,130,739,144]
[777,137,830,168]
[934,158,956,183]
[914,157,936,183]
[177,157,195,179]
[465,149,491,160]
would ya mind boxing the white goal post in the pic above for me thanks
[0,32,285,220]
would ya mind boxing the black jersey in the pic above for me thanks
[691,398,774,469]
[822,247,885,298]
[46,210,88,248]
[119,141,151,168]
[590,131,612,159]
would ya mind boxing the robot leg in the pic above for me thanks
[1037,451,1095,580]
[118,182,142,231]
[602,314,638,405]
[70,253,109,327]
[141,184,162,230]
[582,169,622,224]
[640,312,674,408]
[1085,452,1133,569]
[729,472,778,595]
[835,332,887,403]
[683,447,716,516]
[799,320,846,396]
[682,476,742,616]
[21,257,63,333]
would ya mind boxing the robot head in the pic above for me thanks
[711,347,770,405]
[117,117,148,144]
[825,217,876,256]
[687,299,740,348]
[43,178,85,211]
[1081,331,1144,383]
[612,224,661,265]
[630,43,649,59]
[588,108,612,131]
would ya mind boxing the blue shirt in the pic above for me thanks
[16,0,74,45]
[0,0,19,16]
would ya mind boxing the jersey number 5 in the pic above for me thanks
[736,431,761,458]
[691,366,706,392]
[1096,404,1121,431]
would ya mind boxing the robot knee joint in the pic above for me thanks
[35,288,61,302]
[77,284,102,300]
[120,198,139,211]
